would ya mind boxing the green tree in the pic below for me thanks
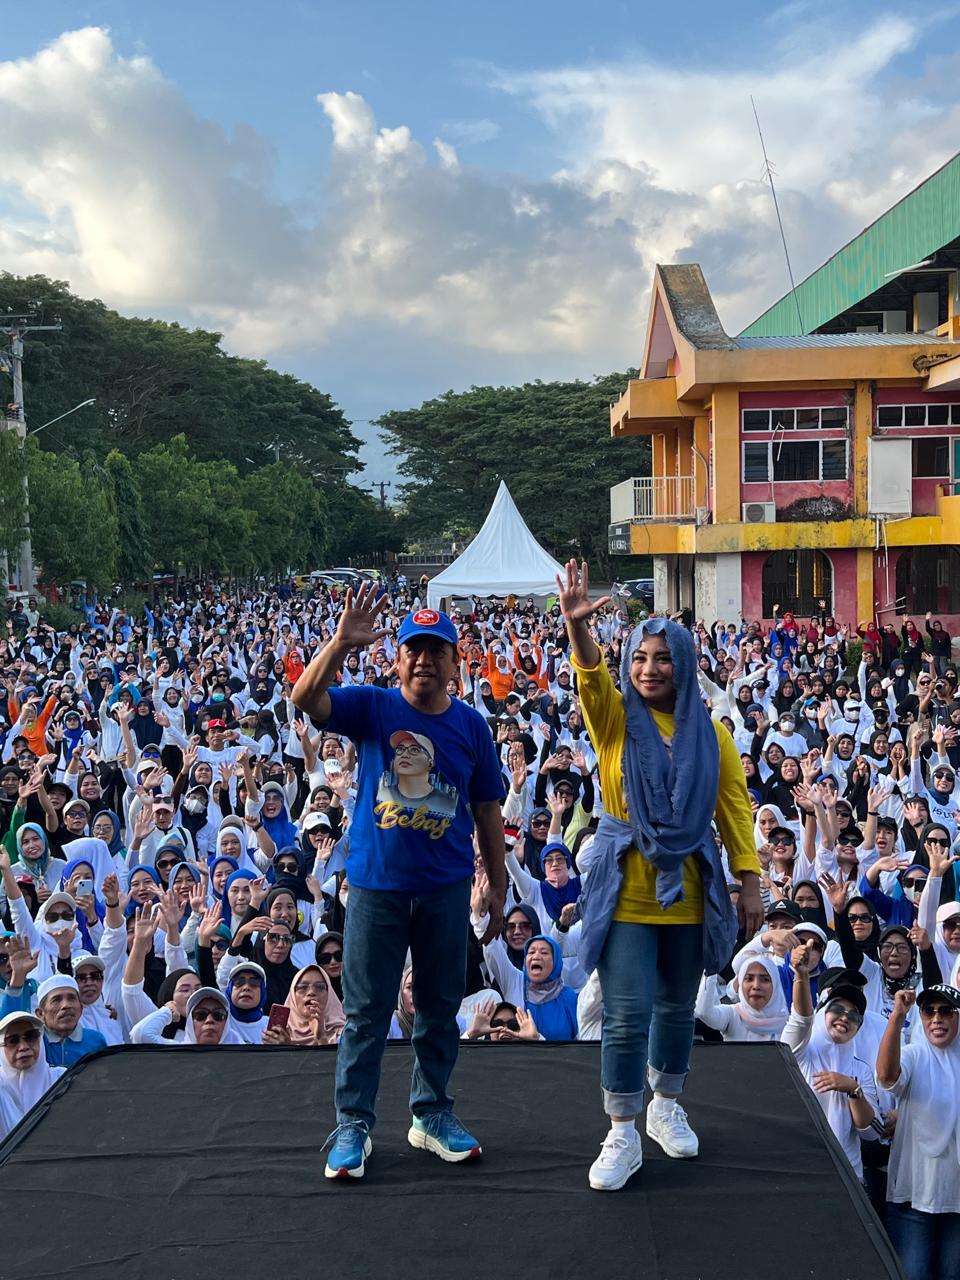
[104,449,151,582]
[25,441,118,590]
[242,462,331,574]
[376,372,649,573]
[132,435,213,571]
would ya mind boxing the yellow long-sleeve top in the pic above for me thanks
[572,655,760,925]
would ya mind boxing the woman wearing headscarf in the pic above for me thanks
[878,984,960,1279]
[783,941,880,1180]
[519,935,579,1041]
[183,987,245,1045]
[0,1010,65,1137]
[89,810,127,882]
[504,838,581,927]
[9,823,64,898]
[316,931,344,1001]
[280,963,345,1045]
[218,916,297,1008]
[225,960,269,1044]
[826,882,933,1024]
[558,560,763,1191]
[695,951,789,1043]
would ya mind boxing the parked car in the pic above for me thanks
[613,578,655,607]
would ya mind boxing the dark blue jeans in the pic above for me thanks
[334,877,472,1129]
[597,921,704,1116]
[887,1202,960,1280]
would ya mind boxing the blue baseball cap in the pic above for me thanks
[397,608,458,648]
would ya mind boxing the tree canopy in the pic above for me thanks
[376,372,649,571]
[0,273,360,476]
[0,273,399,588]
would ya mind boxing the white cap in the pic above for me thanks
[37,974,80,1004]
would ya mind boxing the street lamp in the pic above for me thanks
[29,397,96,436]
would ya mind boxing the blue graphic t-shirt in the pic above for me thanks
[326,686,505,892]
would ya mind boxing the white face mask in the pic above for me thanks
[183,796,206,815]
[45,916,75,934]
[845,705,861,721]
[338,887,349,908]
[779,720,795,733]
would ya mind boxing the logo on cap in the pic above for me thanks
[413,609,440,626]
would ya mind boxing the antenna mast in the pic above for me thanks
[751,95,804,333]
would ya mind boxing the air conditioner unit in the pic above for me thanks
[742,501,776,524]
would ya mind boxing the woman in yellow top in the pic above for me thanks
[556,560,763,1192]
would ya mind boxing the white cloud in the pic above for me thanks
[439,118,501,145]
[0,16,958,396]
[433,138,460,172]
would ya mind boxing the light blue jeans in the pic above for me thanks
[597,920,704,1116]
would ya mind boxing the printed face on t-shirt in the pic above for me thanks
[376,730,459,838]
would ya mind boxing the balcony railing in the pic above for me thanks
[610,476,696,523]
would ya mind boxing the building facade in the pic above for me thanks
[609,155,960,626]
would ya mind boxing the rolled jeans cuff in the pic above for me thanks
[648,1066,687,1096]
[602,1087,646,1117]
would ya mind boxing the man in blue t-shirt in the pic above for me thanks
[292,586,506,1181]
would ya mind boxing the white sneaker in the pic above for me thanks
[645,1100,699,1158]
[588,1126,643,1191]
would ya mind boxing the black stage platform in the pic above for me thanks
[0,1042,901,1280]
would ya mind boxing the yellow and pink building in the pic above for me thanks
[609,154,960,626]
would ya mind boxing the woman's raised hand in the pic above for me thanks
[556,560,610,624]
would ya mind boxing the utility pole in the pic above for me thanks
[368,480,391,509]
[366,480,392,566]
[1,311,63,595]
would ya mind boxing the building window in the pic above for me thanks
[912,436,950,477]
[878,403,960,428]
[743,443,770,483]
[773,441,819,481]
[741,441,848,483]
[762,550,833,616]
[742,406,849,432]
[895,547,960,614]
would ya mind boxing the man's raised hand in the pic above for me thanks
[333,582,390,651]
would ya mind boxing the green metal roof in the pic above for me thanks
[741,150,960,337]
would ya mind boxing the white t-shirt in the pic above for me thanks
[886,1042,960,1214]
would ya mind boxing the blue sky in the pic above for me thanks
[3,1,959,486]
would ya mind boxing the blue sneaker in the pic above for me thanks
[407,1111,482,1162]
[324,1120,372,1180]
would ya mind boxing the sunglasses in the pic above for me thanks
[2,1028,42,1046]
[880,942,912,955]
[491,1018,520,1032]
[45,910,75,922]
[318,950,343,965]
[266,932,293,946]
[232,974,262,988]
[825,1001,862,1026]
[156,859,180,870]
[921,1005,959,1018]
[847,913,873,924]
[191,1007,227,1024]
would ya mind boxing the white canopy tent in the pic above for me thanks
[427,481,564,610]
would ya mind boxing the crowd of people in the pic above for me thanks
[1,574,959,1276]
